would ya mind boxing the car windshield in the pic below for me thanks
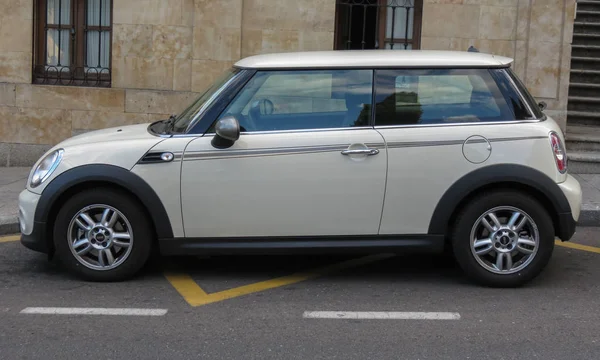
[170,67,240,133]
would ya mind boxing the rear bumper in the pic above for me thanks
[556,174,581,242]
[557,212,577,242]
[558,174,582,222]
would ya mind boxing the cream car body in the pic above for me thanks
[18,50,582,286]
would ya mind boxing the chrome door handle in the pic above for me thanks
[341,148,379,156]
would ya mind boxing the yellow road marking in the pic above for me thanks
[164,273,208,299]
[165,253,395,307]
[0,235,19,243]
[555,240,600,254]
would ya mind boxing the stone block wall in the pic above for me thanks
[420,0,576,130]
[0,0,335,166]
[0,0,576,166]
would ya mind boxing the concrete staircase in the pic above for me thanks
[567,0,600,173]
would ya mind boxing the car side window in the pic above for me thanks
[493,68,542,119]
[374,69,515,126]
[215,69,373,132]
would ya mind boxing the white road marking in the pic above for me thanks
[303,311,461,320]
[20,307,168,316]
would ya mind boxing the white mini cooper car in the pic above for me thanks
[19,50,582,287]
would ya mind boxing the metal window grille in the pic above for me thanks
[33,0,112,87]
[335,0,422,51]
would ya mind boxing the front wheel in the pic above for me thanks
[53,188,153,281]
[452,191,555,287]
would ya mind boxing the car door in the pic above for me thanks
[180,69,386,238]
[374,68,530,235]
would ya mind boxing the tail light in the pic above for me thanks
[549,131,567,174]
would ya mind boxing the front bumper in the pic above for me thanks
[18,189,48,254]
[21,221,49,254]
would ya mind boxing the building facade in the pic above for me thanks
[0,0,576,166]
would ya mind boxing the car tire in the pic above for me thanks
[53,187,153,282]
[451,190,554,288]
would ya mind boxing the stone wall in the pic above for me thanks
[0,0,335,166]
[420,0,576,130]
[0,0,576,166]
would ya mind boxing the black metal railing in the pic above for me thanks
[335,0,420,50]
[32,65,111,87]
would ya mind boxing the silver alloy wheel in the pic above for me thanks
[67,204,134,271]
[469,206,539,275]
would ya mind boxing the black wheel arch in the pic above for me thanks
[428,164,574,240]
[35,164,174,254]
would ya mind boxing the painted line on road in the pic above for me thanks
[303,311,461,320]
[20,307,168,316]
[165,253,396,307]
[555,240,600,254]
[0,235,19,243]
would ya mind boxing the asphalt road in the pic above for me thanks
[1,228,600,360]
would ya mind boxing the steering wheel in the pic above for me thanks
[247,98,274,131]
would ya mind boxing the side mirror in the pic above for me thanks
[538,101,547,111]
[212,116,240,149]
[215,116,240,141]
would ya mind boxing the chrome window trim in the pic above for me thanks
[180,118,543,136]
[162,126,375,139]
[201,127,374,136]
[374,118,542,130]
[156,121,541,137]
[150,70,245,138]
[160,133,202,138]
[236,126,374,135]
[499,68,540,121]
[184,72,244,134]
[154,66,543,138]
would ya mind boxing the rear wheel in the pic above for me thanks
[53,188,153,281]
[451,191,554,287]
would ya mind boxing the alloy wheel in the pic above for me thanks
[67,204,134,271]
[469,206,539,274]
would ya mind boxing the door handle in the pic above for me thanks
[341,148,379,156]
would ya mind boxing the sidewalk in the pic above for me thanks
[1,168,600,235]
[0,167,28,235]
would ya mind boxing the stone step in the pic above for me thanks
[570,6,600,124]
[570,69,600,83]
[567,96,600,112]
[568,161,600,173]
[577,10,600,23]
[566,110,600,126]
[572,44,600,58]
[567,139,600,151]
[570,55,600,70]
[574,21,600,36]
[567,151,600,174]
[579,1,600,12]
[573,32,600,46]
[569,82,600,97]
[566,125,600,151]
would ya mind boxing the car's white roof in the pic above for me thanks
[234,50,513,69]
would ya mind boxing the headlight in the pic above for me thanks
[30,149,64,188]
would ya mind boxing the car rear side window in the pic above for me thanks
[499,68,544,119]
[216,69,373,132]
[373,68,517,126]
